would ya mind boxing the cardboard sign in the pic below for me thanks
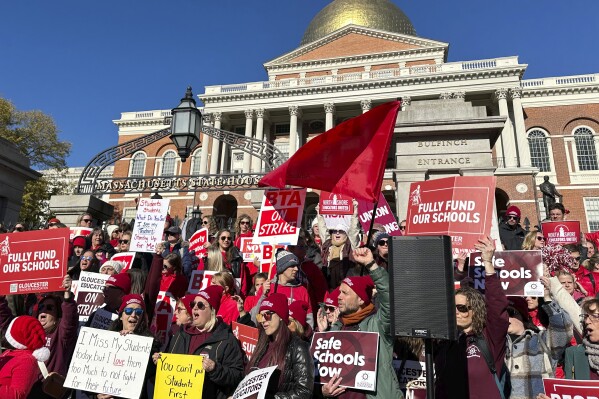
[151,290,176,345]
[155,354,205,399]
[469,250,544,296]
[187,270,217,295]
[357,193,401,236]
[254,189,306,245]
[406,176,496,254]
[130,198,170,253]
[240,237,261,262]
[64,327,153,399]
[232,322,259,360]
[188,228,209,257]
[542,221,581,246]
[76,272,110,322]
[319,191,354,215]
[110,252,135,273]
[70,227,93,241]
[543,377,599,398]
[0,229,70,295]
[232,365,278,399]
[310,331,380,392]
[89,308,118,330]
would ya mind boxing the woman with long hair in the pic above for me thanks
[233,214,253,246]
[211,271,239,325]
[522,230,546,250]
[201,215,219,243]
[199,246,226,272]
[213,229,244,282]
[246,293,313,398]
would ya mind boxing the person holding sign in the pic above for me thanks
[246,293,314,398]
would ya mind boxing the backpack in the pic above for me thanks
[475,335,511,399]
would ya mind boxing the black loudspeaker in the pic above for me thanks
[388,235,457,340]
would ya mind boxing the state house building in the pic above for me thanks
[108,0,599,232]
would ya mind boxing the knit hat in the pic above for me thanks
[342,276,375,306]
[198,285,224,312]
[289,300,309,328]
[119,294,146,313]
[48,217,61,224]
[6,316,50,362]
[166,226,182,235]
[73,236,87,248]
[100,260,124,274]
[276,250,299,275]
[106,273,131,294]
[179,294,195,315]
[323,287,340,308]
[372,231,390,247]
[508,297,529,321]
[311,218,318,228]
[331,221,350,233]
[506,206,521,219]
[259,293,289,324]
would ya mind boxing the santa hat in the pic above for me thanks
[322,287,340,308]
[6,316,50,362]
[119,294,146,313]
[72,236,87,248]
[289,300,309,328]
[259,293,289,324]
[506,206,521,219]
[179,294,195,315]
[342,276,375,306]
[198,285,224,312]
[106,273,131,294]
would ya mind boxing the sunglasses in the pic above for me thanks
[81,256,93,261]
[574,256,581,261]
[324,306,336,312]
[190,301,208,310]
[202,221,209,225]
[220,236,232,241]
[119,239,130,244]
[48,223,58,227]
[378,240,388,246]
[536,236,545,241]
[82,219,92,223]
[507,215,519,221]
[14,227,24,232]
[102,286,122,294]
[166,232,179,236]
[162,264,172,270]
[399,226,406,231]
[455,304,471,313]
[257,311,275,323]
[240,221,250,225]
[123,307,144,316]
[38,303,55,313]
[507,308,521,318]
[328,230,346,235]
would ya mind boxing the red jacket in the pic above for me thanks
[0,350,39,399]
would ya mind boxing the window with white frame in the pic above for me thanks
[528,129,551,172]
[130,152,146,177]
[574,127,599,171]
[161,151,177,176]
[275,123,290,135]
[584,198,599,231]
[122,207,137,221]
[191,149,202,175]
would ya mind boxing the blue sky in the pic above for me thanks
[1,0,597,168]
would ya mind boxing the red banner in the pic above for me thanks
[543,377,599,398]
[406,176,496,253]
[111,252,135,272]
[357,193,401,236]
[254,189,306,245]
[188,228,209,257]
[232,322,259,361]
[310,331,379,392]
[69,227,92,241]
[0,229,69,295]
[542,221,581,246]
[319,191,354,215]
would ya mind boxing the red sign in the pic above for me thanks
[188,228,209,257]
[151,290,176,346]
[187,270,217,294]
[111,252,135,272]
[240,237,260,262]
[357,193,401,236]
[469,251,544,296]
[69,227,92,241]
[542,221,581,246]
[254,189,306,245]
[406,176,496,254]
[543,377,599,398]
[232,322,259,360]
[0,229,70,295]
[319,191,354,215]
[310,331,379,392]
[259,244,286,273]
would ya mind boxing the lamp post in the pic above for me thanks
[170,86,202,162]
[151,191,163,200]
[191,206,202,219]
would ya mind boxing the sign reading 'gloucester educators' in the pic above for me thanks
[232,365,278,399]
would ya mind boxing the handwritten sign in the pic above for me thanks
[64,327,153,399]
[89,308,118,330]
[111,252,135,272]
[76,272,110,322]
[155,354,205,399]
[232,322,259,360]
[188,228,209,257]
[232,365,278,399]
[130,198,170,253]
[254,189,306,245]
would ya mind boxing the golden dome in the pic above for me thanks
[301,0,416,46]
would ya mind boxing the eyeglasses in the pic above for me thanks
[455,304,471,313]
[14,227,24,232]
[190,301,207,310]
[328,230,346,235]
[123,308,144,316]
[324,306,336,312]
[220,236,232,241]
[38,303,55,313]
[378,240,388,246]
[257,311,275,323]
[536,236,545,241]
[582,313,599,322]
[81,256,93,261]
[399,226,406,231]
[48,223,58,227]
[118,239,129,244]
[82,219,92,223]
[240,221,250,225]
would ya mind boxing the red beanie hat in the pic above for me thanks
[198,285,224,312]
[323,287,340,308]
[506,205,521,219]
[73,236,86,248]
[259,293,289,324]
[179,294,195,315]
[289,300,309,328]
[6,316,50,362]
[342,276,375,306]
[106,273,131,295]
[119,294,146,313]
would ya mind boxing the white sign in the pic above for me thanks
[253,189,306,245]
[187,270,217,295]
[130,198,170,253]
[240,237,261,262]
[232,365,278,399]
[76,272,110,322]
[64,327,153,399]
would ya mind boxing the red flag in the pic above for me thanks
[259,100,401,202]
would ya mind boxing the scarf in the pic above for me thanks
[341,303,375,326]
[329,241,346,261]
[584,338,599,371]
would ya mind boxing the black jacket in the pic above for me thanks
[498,221,526,250]
[166,321,245,399]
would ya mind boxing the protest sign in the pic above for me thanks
[70,227,93,241]
[232,365,278,399]
[233,322,259,360]
[259,244,286,273]
[130,198,170,253]
[542,221,581,246]
[155,353,205,399]
[0,229,69,295]
[254,188,306,245]
[319,191,354,215]
[152,290,176,345]
[543,377,599,398]
[310,331,379,391]
[64,327,153,399]
[76,272,110,322]
[406,176,496,254]
[321,214,352,232]
[357,193,401,236]
[187,270,217,294]
[110,252,135,272]
[240,237,261,262]
[188,228,209,257]
[469,250,544,296]
[393,359,427,391]
[89,308,118,330]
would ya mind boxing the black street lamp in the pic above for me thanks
[170,86,202,162]
[191,206,202,219]
[151,191,163,199]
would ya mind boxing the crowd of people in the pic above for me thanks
[0,201,599,399]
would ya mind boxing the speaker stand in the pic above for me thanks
[425,339,435,399]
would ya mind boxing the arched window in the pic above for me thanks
[527,129,551,172]
[191,149,202,175]
[574,127,598,171]
[130,152,146,177]
[161,151,177,176]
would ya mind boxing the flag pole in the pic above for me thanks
[361,200,379,276]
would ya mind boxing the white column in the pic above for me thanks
[289,106,300,156]
[199,113,211,175]
[243,109,254,173]
[253,108,265,172]
[324,103,335,131]
[360,99,372,114]
[209,112,222,174]
[510,87,531,167]
[496,88,518,168]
